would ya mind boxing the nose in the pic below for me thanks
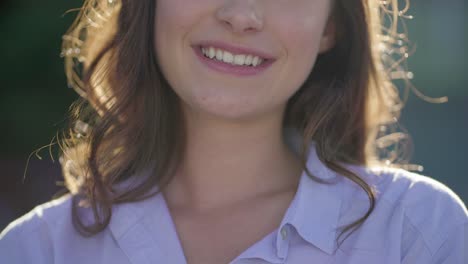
[216,0,264,34]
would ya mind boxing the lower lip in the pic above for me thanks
[192,46,275,77]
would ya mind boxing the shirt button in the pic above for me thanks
[280,226,288,240]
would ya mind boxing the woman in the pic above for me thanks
[1,0,466,263]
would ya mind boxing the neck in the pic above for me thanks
[164,107,302,212]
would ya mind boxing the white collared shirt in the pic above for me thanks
[1,146,467,263]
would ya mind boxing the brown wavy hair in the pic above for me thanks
[59,0,415,245]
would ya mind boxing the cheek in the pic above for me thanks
[263,6,331,104]
[154,0,199,88]
[155,0,215,34]
[155,0,201,51]
[271,1,331,56]
[281,14,328,62]
[155,0,193,45]
[274,21,322,89]
[272,15,329,93]
[154,0,216,77]
[156,0,197,23]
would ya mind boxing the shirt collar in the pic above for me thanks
[108,142,343,261]
[277,144,343,256]
[109,189,187,264]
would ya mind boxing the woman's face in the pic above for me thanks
[155,0,335,121]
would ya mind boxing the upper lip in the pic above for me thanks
[193,40,277,60]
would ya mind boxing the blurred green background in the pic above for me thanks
[0,0,466,229]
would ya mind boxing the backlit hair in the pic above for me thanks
[60,0,417,245]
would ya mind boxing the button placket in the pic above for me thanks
[280,226,288,240]
[276,224,291,262]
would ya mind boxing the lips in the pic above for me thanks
[192,45,276,77]
[190,40,277,76]
[193,40,277,61]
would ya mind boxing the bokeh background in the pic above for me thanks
[0,1,466,230]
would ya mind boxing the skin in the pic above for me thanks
[154,0,335,228]
[154,0,335,208]
[155,0,335,123]
[153,0,336,262]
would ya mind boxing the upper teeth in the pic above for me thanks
[201,47,264,67]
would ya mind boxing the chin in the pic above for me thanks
[187,100,268,122]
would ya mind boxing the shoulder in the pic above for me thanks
[344,165,467,261]
[366,166,467,225]
[1,194,74,237]
[343,165,467,218]
[0,195,74,263]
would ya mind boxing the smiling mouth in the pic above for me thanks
[199,46,268,67]
[192,41,276,76]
